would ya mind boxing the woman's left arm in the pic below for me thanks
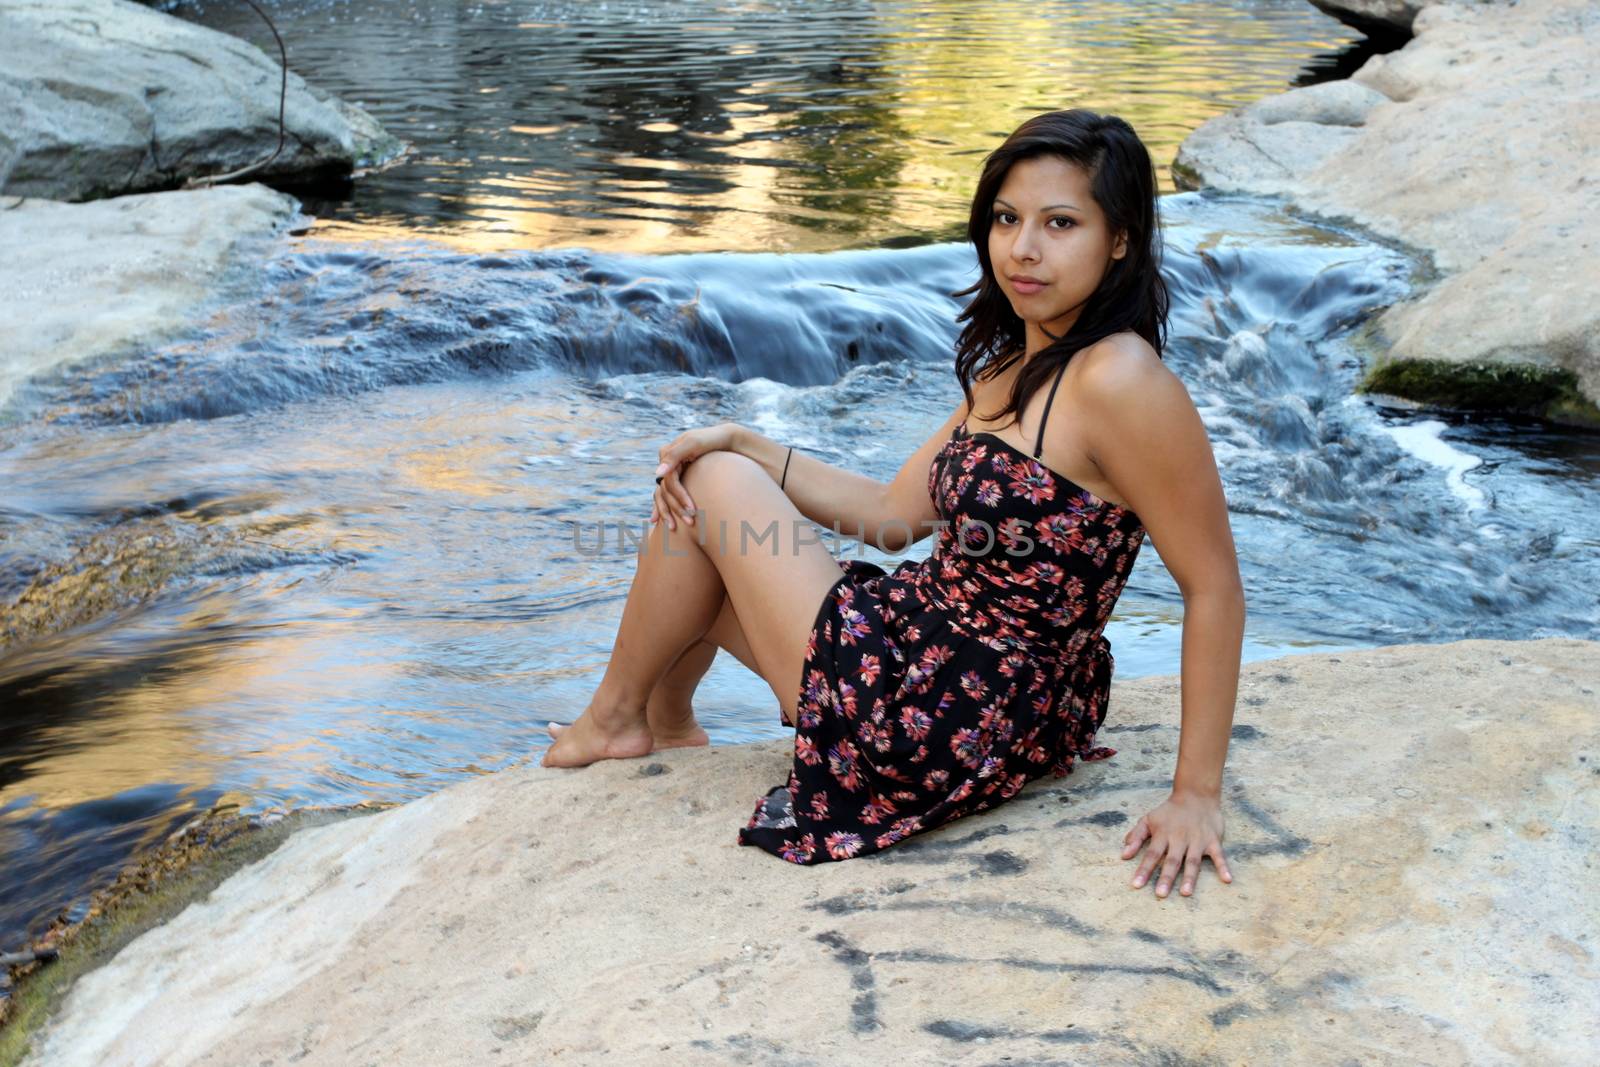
[1074,338,1246,899]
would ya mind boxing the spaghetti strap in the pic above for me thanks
[1033,361,1069,458]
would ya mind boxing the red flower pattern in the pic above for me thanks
[739,420,1145,864]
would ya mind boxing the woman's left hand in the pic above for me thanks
[650,422,741,531]
[1121,790,1233,898]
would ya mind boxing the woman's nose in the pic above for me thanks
[1012,227,1039,261]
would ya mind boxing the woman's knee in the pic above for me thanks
[679,449,760,500]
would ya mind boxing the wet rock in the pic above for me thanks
[0,182,297,414]
[0,0,403,202]
[0,489,366,655]
[16,638,1598,1065]
[1175,0,1600,427]
[1306,0,1428,38]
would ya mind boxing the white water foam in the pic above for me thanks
[1377,417,1488,513]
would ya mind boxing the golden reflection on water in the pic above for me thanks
[394,442,521,501]
[297,0,1356,255]
[3,700,200,814]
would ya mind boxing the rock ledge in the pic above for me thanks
[15,638,1598,1066]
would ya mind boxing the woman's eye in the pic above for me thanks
[991,212,1074,228]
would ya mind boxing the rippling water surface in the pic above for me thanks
[177,0,1386,251]
[4,0,1597,959]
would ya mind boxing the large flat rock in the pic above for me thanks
[0,183,298,414]
[1174,0,1600,426]
[16,638,1598,1065]
[0,0,402,201]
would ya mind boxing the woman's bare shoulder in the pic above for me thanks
[1075,332,1168,391]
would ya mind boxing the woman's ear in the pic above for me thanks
[1112,229,1128,261]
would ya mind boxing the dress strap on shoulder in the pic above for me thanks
[1033,360,1070,458]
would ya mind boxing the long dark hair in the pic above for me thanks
[950,109,1169,430]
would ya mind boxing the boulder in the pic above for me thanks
[0,183,299,413]
[1174,0,1600,428]
[0,0,402,202]
[1306,0,1429,37]
[14,638,1598,1065]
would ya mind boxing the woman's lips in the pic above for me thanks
[1011,278,1047,294]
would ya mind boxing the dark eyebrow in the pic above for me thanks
[993,197,1081,212]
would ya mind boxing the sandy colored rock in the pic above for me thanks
[1174,0,1600,424]
[15,638,1598,1065]
[0,182,298,412]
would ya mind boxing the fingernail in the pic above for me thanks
[655,463,668,475]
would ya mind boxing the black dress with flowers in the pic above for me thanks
[738,366,1148,863]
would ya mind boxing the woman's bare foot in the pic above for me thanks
[541,705,655,768]
[546,705,710,755]
[645,697,710,751]
[647,720,710,750]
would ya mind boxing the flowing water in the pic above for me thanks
[3,0,1598,959]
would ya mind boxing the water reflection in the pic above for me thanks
[178,0,1375,253]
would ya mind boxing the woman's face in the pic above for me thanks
[987,154,1127,356]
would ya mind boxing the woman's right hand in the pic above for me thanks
[651,422,742,530]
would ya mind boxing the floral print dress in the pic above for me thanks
[739,373,1148,864]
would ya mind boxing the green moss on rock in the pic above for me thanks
[1358,358,1600,429]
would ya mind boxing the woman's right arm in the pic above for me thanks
[733,403,967,553]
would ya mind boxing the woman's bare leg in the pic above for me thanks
[541,503,727,766]
[642,638,716,748]
[548,594,768,751]
[542,451,843,768]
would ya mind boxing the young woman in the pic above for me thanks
[544,110,1244,900]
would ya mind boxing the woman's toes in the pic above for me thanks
[541,713,653,768]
